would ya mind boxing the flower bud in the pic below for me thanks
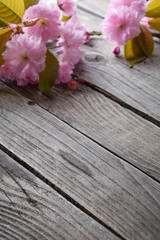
[112,46,120,56]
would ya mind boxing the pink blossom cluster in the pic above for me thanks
[56,15,88,84]
[101,0,147,46]
[0,34,46,86]
[57,0,76,16]
[23,1,61,43]
[0,0,88,86]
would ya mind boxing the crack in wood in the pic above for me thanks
[0,144,127,240]
[59,150,93,177]
[83,80,160,128]
[1,164,37,207]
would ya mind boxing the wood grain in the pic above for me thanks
[0,150,118,240]
[77,0,107,18]
[0,83,160,240]
[75,8,160,122]
[8,80,160,182]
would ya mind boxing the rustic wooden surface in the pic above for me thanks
[0,0,160,240]
[0,150,118,240]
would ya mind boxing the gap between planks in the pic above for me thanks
[0,1,160,181]
[83,80,160,128]
[0,146,126,240]
[0,83,160,240]
[74,5,160,122]
[0,149,121,240]
[2,80,160,183]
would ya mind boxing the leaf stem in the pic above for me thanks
[47,45,59,49]
[88,31,160,38]
[88,31,102,36]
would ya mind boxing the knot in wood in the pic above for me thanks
[84,53,105,63]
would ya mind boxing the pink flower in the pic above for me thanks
[8,24,17,29]
[101,6,141,45]
[109,0,147,20]
[23,1,61,42]
[58,46,84,66]
[58,0,76,16]
[112,46,120,56]
[55,64,73,84]
[57,15,87,65]
[55,16,87,84]
[63,15,88,45]
[140,16,153,28]
[1,34,46,86]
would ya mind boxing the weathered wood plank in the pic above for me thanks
[7,80,160,182]
[0,82,160,240]
[77,0,107,18]
[76,44,160,122]
[75,8,160,122]
[77,0,109,18]
[1,4,160,180]
[0,150,118,240]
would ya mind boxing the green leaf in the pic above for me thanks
[0,27,13,66]
[127,56,146,68]
[22,17,43,27]
[125,37,146,67]
[137,25,154,58]
[0,0,25,25]
[0,21,8,28]
[23,0,39,10]
[125,25,154,67]
[62,15,71,22]
[146,0,160,18]
[148,18,160,31]
[39,50,59,94]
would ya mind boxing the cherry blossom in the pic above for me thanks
[109,0,147,20]
[57,0,76,16]
[55,64,73,84]
[55,15,88,84]
[0,34,46,86]
[101,6,141,45]
[23,1,61,42]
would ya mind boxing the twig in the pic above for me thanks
[47,45,59,49]
[88,31,102,36]
[88,30,160,39]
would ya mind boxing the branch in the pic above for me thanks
[89,31,160,39]
[88,31,102,36]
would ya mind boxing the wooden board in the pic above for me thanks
[76,6,160,81]
[74,7,160,123]
[7,80,160,182]
[2,9,159,182]
[0,82,160,240]
[77,0,107,17]
[0,150,119,240]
